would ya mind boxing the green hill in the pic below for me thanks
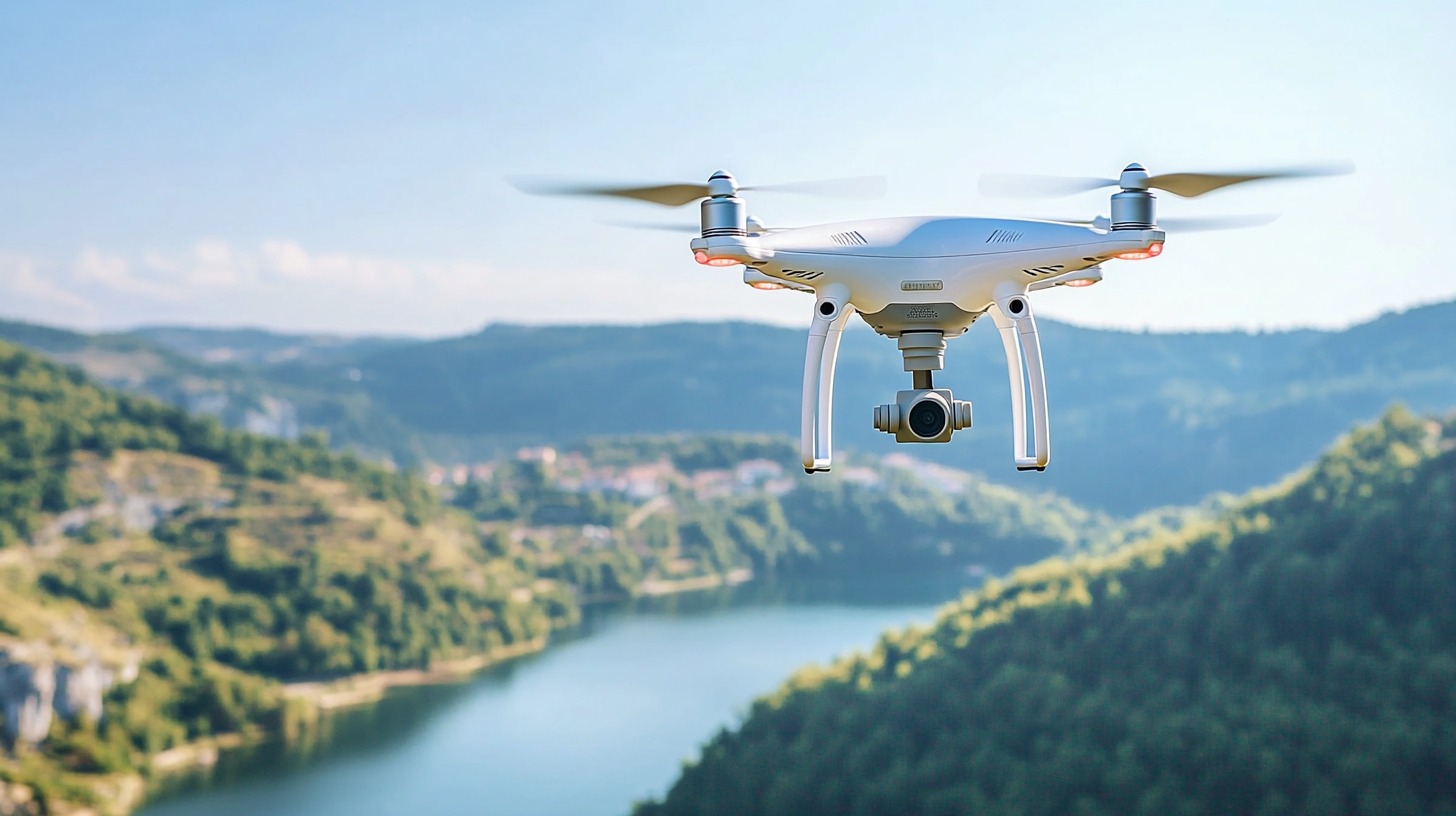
[633,407,1456,816]
[0,318,422,465]
[362,304,1456,514]
[0,339,1111,813]
[12,300,1456,514]
[0,340,572,812]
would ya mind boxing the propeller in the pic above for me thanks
[1039,213,1280,232]
[981,162,1354,199]
[602,220,701,233]
[511,174,886,207]
[602,215,792,235]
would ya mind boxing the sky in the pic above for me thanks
[1,0,1453,338]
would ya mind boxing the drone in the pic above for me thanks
[516,162,1350,474]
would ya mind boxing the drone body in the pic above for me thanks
[516,162,1348,474]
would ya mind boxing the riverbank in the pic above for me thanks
[635,567,753,597]
[34,568,757,816]
[282,636,550,713]
[124,575,960,816]
[276,569,755,713]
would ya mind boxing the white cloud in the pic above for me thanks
[184,239,253,287]
[10,240,507,334]
[0,253,93,310]
[73,248,184,301]
[259,240,425,292]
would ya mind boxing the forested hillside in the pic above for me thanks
[491,435,1106,588]
[635,407,1456,816]
[257,301,1456,512]
[8,299,1456,513]
[0,341,570,810]
[0,318,425,466]
[0,340,1107,812]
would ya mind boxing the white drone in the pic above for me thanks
[517,162,1349,474]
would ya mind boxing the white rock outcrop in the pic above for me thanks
[0,655,55,746]
[0,648,124,746]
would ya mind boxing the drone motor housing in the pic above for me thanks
[874,389,972,443]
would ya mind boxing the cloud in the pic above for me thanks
[259,240,424,292]
[73,248,185,301]
[0,253,93,310]
[2,241,509,335]
[118,239,494,299]
[182,239,253,287]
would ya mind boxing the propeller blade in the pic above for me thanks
[979,174,1117,198]
[512,174,888,207]
[602,220,701,233]
[1158,213,1279,231]
[1031,213,1278,232]
[1146,162,1355,198]
[510,178,709,207]
[743,175,887,200]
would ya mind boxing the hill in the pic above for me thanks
[10,300,1456,513]
[0,341,573,812]
[0,318,423,463]
[332,303,1456,514]
[0,340,1107,814]
[633,407,1456,816]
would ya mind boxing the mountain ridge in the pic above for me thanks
[4,298,1455,513]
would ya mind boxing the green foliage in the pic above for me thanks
[573,435,798,473]
[130,510,569,677]
[0,340,577,801]
[780,466,1095,573]
[14,303,1456,513]
[460,436,1105,595]
[0,341,436,549]
[637,408,1456,816]
[280,303,1456,512]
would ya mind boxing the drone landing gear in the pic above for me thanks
[991,296,1050,470]
[801,291,855,473]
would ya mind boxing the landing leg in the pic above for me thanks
[991,296,1050,470]
[801,294,855,472]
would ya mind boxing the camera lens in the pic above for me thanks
[907,398,948,438]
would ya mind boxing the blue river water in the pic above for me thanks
[137,574,974,816]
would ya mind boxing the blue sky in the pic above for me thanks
[1,0,1452,336]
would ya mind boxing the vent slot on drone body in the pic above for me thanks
[986,229,1024,244]
[829,230,868,246]
[1022,265,1065,277]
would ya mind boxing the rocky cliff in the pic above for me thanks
[0,646,137,747]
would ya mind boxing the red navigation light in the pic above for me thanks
[694,251,710,264]
[1113,241,1164,261]
[705,257,739,267]
[1063,278,1097,287]
[749,281,786,290]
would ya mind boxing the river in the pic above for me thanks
[138,574,974,816]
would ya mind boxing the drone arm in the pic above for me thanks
[801,287,853,471]
[991,296,1051,470]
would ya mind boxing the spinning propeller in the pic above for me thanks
[510,173,886,207]
[1040,213,1280,233]
[980,162,1354,198]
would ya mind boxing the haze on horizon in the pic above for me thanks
[1,0,1452,339]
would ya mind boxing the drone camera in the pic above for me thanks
[873,389,971,443]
